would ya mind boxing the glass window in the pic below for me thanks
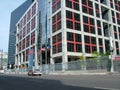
[66,21,73,29]
[67,43,74,52]
[52,11,61,32]
[85,45,90,53]
[67,32,73,41]
[66,0,79,11]
[74,13,80,21]
[27,22,30,34]
[90,26,95,34]
[58,33,62,41]
[74,3,79,11]
[103,22,109,37]
[66,0,72,8]
[84,24,89,32]
[99,47,103,53]
[66,10,72,19]
[75,22,81,31]
[98,38,103,45]
[52,36,56,44]
[76,34,81,42]
[32,3,36,16]
[76,44,82,52]
[101,6,109,21]
[90,18,95,25]
[92,46,97,52]
[82,0,87,5]
[91,37,96,44]
[53,46,56,54]
[58,43,62,52]
[105,40,110,52]
[52,0,61,13]
[31,17,36,30]
[84,35,90,43]
[83,16,88,23]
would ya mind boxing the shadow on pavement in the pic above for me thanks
[0,75,105,90]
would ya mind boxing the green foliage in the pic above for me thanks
[79,56,84,60]
[79,53,85,61]
[92,51,100,57]
[92,51,110,58]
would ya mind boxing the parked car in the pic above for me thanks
[0,70,4,74]
[28,69,42,76]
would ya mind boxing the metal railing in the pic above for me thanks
[8,57,120,74]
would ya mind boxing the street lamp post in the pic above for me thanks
[109,36,114,73]
[97,10,114,73]
[108,23,114,73]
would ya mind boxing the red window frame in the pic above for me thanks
[23,26,26,38]
[95,3,100,17]
[110,0,114,8]
[85,36,97,53]
[31,17,36,30]
[112,11,116,23]
[66,0,80,10]
[52,0,61,13]
[82,0,93,15]
[83,16,95,34]
[98,38,103,53]
[52,12,61,32]
[19,41,22,51]
[27,9,31,22]
[22,39,25,50]
[97,20,102,35]
[115,42,119,55]
[27,22,30,34]
[113,26,118,39]
[32,3,36,16]
[31,31,35,45]
[66,11,81,30]
[26,49,29,61]
[114,0,120,11]
[67,33,82,52]
[116,12,120,25]
[20,31,22,40]
[118,27,120,39]
[26,35,30,47]
[23,15,26,25]
[52,33,62,54]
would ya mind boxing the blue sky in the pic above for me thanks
[0,0,26,52]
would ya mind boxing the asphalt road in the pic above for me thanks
[0,74,120,90]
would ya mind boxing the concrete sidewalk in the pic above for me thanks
[49,70,108,75]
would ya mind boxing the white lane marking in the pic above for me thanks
[94,87,120,90]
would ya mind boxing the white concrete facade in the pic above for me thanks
[15,0,39,68]
[51,0,120,66]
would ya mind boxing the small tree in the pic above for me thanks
[92,51,110,70]
[79,53,86,70]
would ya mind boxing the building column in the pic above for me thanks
[62,54,68,71]
[35,46,38,69]
[61,0,68,71]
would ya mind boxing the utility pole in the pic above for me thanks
[45,13,48,65]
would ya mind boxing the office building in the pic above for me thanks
[0,50,8,69]
[15,0,120,70]
[8,0,33,67]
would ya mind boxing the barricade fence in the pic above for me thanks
[10,57,120,74]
